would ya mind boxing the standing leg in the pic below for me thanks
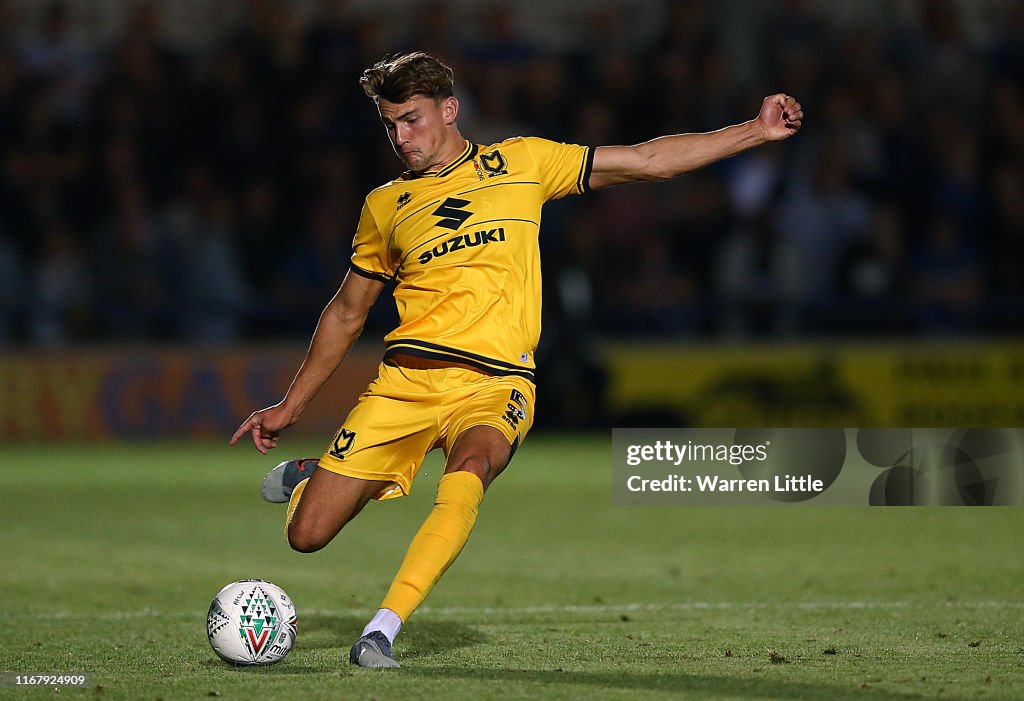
[350,425,513,668]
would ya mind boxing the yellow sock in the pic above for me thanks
[284,477,310,537]
[380,471,484,622]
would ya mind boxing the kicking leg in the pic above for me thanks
[284,465,391,553]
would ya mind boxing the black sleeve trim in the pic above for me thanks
[350,263,392,283]
[579,145,596,194]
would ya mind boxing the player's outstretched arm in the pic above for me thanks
[230,270,385,454]
[588,93,803,190]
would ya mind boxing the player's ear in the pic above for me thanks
[442,96,459,125]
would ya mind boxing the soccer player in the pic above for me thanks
[231,51,802,668]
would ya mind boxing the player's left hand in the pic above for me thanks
[757,94,803,142]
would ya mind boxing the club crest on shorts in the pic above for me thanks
[330,427,356,459]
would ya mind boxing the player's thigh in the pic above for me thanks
[443,425,516,488]
[288,467,390,549]
[444,374,536,488]
[318,364,442,498]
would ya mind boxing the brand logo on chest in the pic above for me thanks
[418,228,506,265]
[431,197,473,230]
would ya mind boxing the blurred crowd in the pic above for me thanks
[1,0,1023,347]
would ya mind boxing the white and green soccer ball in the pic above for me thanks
[207,579,297,665]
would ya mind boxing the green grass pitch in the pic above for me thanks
[1,435,1021,700]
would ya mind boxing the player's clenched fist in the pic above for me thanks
[757,94,804,142]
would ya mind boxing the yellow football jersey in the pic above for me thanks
[350,137,593,382]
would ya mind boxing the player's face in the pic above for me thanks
[378,95,457,172]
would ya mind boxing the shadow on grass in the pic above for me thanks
[293,613,366,651]
[405,666,973,701]
[295,612,486,656]
[399,620,487,660]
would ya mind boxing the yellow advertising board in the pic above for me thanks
[606,341,1024,428]
[0,344,382,440]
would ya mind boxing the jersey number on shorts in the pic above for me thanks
[503,389,528,429]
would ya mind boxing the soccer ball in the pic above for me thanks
[206,579,297,666]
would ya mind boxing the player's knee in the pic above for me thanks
[286,521,330,553]
[446,456,492,486]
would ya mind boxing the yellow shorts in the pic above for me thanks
[317,363,535,499]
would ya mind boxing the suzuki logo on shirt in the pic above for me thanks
[431,197,473,230]
[418,228,506,265]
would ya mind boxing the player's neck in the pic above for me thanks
[424,132,467,173]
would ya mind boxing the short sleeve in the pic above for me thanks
[350,201,393,282]
[522,137,594,202]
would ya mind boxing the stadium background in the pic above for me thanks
[1,0,1023,438]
